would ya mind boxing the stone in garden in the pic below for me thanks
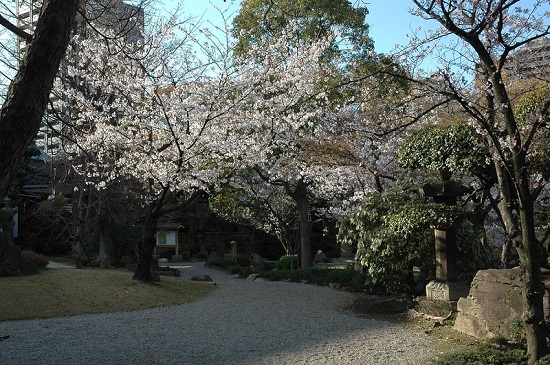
[191,275,213,282]
[249,253,265,272]
[453,267,550,339]
[205,251,218,265]
[247,273,258,281]
[314,250,328,264]
[230,241,238,260]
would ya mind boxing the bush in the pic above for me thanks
[276,255,299,270]
[259,266,374,293]
[21,250,49,269]
[205,255,237,268]
[206,254,252,278]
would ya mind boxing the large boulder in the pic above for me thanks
[453,268,550,339]
[249,253,265,272]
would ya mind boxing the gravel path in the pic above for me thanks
[0,262,435,365]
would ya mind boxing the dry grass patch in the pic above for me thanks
[0,268,215,321]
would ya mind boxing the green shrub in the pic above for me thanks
[21,250,49,269]
[205,256,237,268]
[259,266,374,293]
[276,255,299,270]
[238,266,252,278]
[236,254,250,268]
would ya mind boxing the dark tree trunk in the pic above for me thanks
[73,182,94,267]
[290,180,312,268]
[132,189,200,282]
[515,170,547,363]
[133,201,161,282]
[98,219,113,268]
[0,0,79,200]
[133,188,171,282]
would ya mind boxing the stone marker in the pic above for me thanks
[421,175,471,301]
[230,241,238,260]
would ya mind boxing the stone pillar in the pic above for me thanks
[434,228,457,281]
[230,241,238,260]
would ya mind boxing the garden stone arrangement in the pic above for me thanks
[0,262,434,365]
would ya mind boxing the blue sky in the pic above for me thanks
[180,0,425,54]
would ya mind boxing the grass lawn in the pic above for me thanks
[0,268,215,321]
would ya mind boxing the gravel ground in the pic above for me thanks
[0,262,435,365]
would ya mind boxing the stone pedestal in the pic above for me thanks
[426,280,470,302]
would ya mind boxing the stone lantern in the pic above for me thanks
[421,172,471,301]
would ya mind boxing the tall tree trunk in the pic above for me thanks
[133,189,169,282]
[73,182,93,267]
[0,0,79,200]
[291,180,312,268]
[98,215,113,268]
[97,189,113,268]
[493,163,521,267]
[515,172,547,363]
[132,201,160,282]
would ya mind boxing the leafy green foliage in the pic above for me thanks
[276,254,299,270]
[337,180,496,293]
[337,183,434,293]
[232,0,372,61]
[397,121,488,176]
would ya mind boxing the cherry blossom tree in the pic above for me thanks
[57,5,248,281]
[225,25,380,267]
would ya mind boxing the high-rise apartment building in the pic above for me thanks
[508,37,550,79]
